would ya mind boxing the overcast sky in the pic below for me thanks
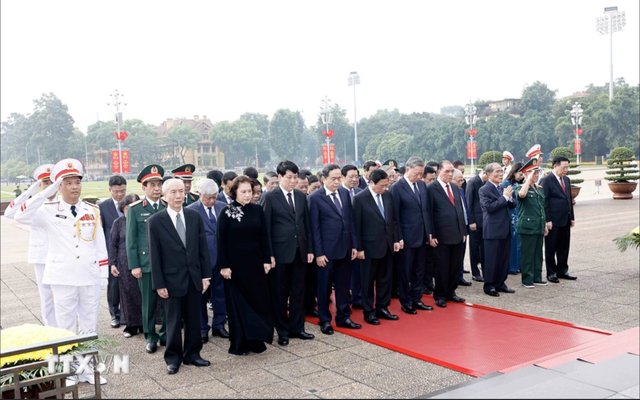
[1,0,638,134]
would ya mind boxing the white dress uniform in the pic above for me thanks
[502,151,514,176]
[526,144,547,178]
[15,159,108,335]
[5,164,59,327]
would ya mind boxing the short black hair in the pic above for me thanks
[276,161,299,177]
[263,171,277,184]
[119,193,140,214]
[316,170,323,179]
[251,177,262,187]
[363,160,377,172]
[207,170,223,188]
[229,176,254,200]
[298,169,312,179]
[426,161,439,168]
[243,166,259,179]
[398,166,406,174]
[370,168,388,184]
[322,163,341,178]
[452,160,465,169]
[307,175,319,184]
[423,166,436,177]
[552,156,570,167]
[341,164,358,177]
[222,171,238,185]
[108,175,127,187]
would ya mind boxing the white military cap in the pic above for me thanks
[51,158,84,181]
[33,164,55,181]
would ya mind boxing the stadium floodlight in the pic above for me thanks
[348,72,360,165]
[596,7,626,101]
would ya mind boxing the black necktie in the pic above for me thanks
[331,192,342,214]
[153,203,158,211]
[287,192,295,214]
[70,205,77,218]
[413,182,422,204]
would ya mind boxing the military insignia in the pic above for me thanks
[129,199,143,207]
[185,166,191,173]
[143,200,147,207]
[141,213,150,216]
[55,214,67,219]
[46,168,51,173]
[151,166,158,174]
[67,162,73,169]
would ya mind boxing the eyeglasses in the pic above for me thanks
[110,189,126,194]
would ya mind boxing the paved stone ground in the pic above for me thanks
[1,192,638,399]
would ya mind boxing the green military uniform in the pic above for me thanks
[516,174,546,286]
[126,164,167,344]
[171,164,200,206]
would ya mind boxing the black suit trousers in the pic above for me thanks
[433,242,464,301]
[164,279,203,366]
[398,244,426,307]
[544,223,571,276]
[360,250,393,316]
[271,249,307,337]
[483,237,510,293]
[317,256,352,325]
[423,244,436,289]
[468,227,484,277]
[304,262,317,312]
[107,273,120,318]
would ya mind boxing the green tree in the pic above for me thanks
[374,133,413,162]
[1,113,31,164]
[520,81,557,114]
[239,113,271,166]
[166,124,201,165]
[210,120,263,168]
[28,93,75,163]
[270,109,305,162]
[440,105,464,117]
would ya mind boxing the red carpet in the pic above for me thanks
[306,295,611,377]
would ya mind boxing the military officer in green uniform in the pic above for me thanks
[172,164,199,206]
[515,159,549,289]
[126,164,167,353]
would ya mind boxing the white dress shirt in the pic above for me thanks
[325,186,342,208]
[166,207,186,231]
[404,176,419,194]
[146,197,159,209]
[368,186,384,214]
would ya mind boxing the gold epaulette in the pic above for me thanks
[129,199,144,207]
[83,201,99,209]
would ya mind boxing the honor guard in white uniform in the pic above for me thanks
[526,144,547,178]
[15,159,108,335]
[502,151,514,176]
[5,164,59,327]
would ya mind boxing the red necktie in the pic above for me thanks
[560,177,566,194]
[446,184,455,206]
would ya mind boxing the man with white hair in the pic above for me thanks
[187,178,229,342]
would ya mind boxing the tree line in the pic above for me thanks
[1,79,638,181]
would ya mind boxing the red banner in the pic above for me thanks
[573,128,583,135]
[574,139,582,155]
[113,131,129,141]
[466,129,477,137]
[111,150,131,173]
[466,142,477,159]
[322,144,336,164]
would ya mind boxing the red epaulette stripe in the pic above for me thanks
[9,201,14,207]
[99,260,108,266]
[21,203,26,211]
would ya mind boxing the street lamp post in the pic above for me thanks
[465,101,478,173]
[348,72,360,165]
[321,96,333,164]
[571,102,583,166]
[107,90,127,174]
[596,7,626,101]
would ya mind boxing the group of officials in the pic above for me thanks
[5,147,576,377]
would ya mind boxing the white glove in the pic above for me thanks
[39,178,62,199]
[100,277,108,290]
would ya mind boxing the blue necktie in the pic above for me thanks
[331,192,342,214]
[376,194,385,217]
[208,207,216,226]
[413,182,422,204]
[116,202,123,218]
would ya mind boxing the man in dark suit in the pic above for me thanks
[479,163,516,297]
[358,160,378,189]
[421,166,438,294]
[466,170,487,282]
[453,169,472,286]
[148,178,212,375]
[309,163,360,335]
[427,161,467,308]
[341,165,363,309]
[99,175,127,328]
[353,169,400,325]
[217,171,237,205]
[262,161,315,346]
[453,160,467,192]
[391,156,433,315]
[539,156,576,283]
[187,178,229,343]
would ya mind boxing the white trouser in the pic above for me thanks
[34,263,58,327]
[50,284,100,334]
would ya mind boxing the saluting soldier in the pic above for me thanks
[6,164,58,327]
[126,164,167,354]
[15,159,108,385]
[516,159,549,289]
[172,164,200,206]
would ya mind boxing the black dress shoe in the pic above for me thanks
[449,295,465,303]
[336,319,361,329]
[201,332,209,344]
[486,289,500,297]
[320,323,334,335]
[212,328,230,339]
[435,300,447,308]
[401,305,417,315]
[351,303,364,310]
[167,364,179,374]
[498,287,516,294]
[508,271,519,275]
[557,273,577,280]
[278,337,289,346]
[159,341,166,347]
[145,342,157,354]
[412,301,433,311]
[183,358,210,367]
[291,331,315,340]
[364,315,380,325]
[376,308,399,320]
[472,275,484,282]
[458,279,472,287]
[110,317,120,328]
[548,274,560,283]
[463,269,470,273]
[305,309,319,318]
